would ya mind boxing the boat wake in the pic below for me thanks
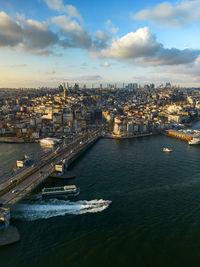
[12,199,112,221]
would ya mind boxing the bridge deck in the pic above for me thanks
[0,132,101,220]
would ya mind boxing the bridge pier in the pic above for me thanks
[0,225,20,246]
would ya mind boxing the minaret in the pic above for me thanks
[63,87,66,100]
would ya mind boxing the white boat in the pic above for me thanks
[40,138,62,146]
[188,138,200,145]
[163,147,173,152]
[42,185,80,197]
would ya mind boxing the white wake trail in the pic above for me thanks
[12,199,112,221]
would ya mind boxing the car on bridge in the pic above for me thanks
[10,179,17,184]
[12,189,18,194]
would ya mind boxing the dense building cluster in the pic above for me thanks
[0,84,200,140]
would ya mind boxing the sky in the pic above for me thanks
[1,0,200,88]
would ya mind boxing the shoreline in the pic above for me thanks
[103,132,161,139]
[0,137,34,144]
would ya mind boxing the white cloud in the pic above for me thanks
[103,27,160,59]
[1,11,200,70]
[105,19,118,34]
[45,0,82,22]
[16,13,25,22]
[87,49,104,59]
[80,75,102,81]
[46,69,56,74]
[133,0,200,27]
[11,63,27,67]
[102,27,200,66]
[101,61,110,67]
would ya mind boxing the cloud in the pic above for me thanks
[132,0,200,27]
[46,69,56,74]
[87,49,104,59]
[1,11,199,70]
[0,11,23,47]
[0,12,100,55]
[102,27,200,65]
[105,19,118,34]
[11,63,27,67]
[93,30,110,49]
[101,61,110,67]
[95,30,110,43]
[80,75,102,81]
[148,57,200,84]
[103,27,160,59]
[23,19,58,51]
[139,48,200,66]
[0,12,59,55]
[45,0,82,22]
[16,13,25,22]
[51,15,91,48]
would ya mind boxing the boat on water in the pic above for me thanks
[188,138,200,145]
[42,185,80,198]
[163,147,173,152]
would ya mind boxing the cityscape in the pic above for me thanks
[1,83,200,141]
[1,0,200,267]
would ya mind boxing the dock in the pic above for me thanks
[166,129,195,141]
[0,226,20,246]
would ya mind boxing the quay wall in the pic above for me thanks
[165,130,193,141]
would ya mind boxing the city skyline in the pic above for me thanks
[1,0,200,87]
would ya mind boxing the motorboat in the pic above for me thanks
[163,147,173,152]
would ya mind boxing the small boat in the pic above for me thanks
[163,147,173,152]
[188,138,200,145]
[42,185,80,198]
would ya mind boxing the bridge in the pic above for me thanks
[0,131,101,227]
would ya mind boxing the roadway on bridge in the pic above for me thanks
[0,131,100,210]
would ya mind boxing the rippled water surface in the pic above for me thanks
[1,125,200,267]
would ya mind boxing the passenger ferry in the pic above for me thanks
[42,185,80,197]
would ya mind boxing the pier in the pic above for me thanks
[0,130,101,244]
[166,129,194,141]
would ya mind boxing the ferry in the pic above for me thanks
[188,138,200,145]
[42,185,80,198]
[163,148,173,152]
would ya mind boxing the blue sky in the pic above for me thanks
[1,0,200,87]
